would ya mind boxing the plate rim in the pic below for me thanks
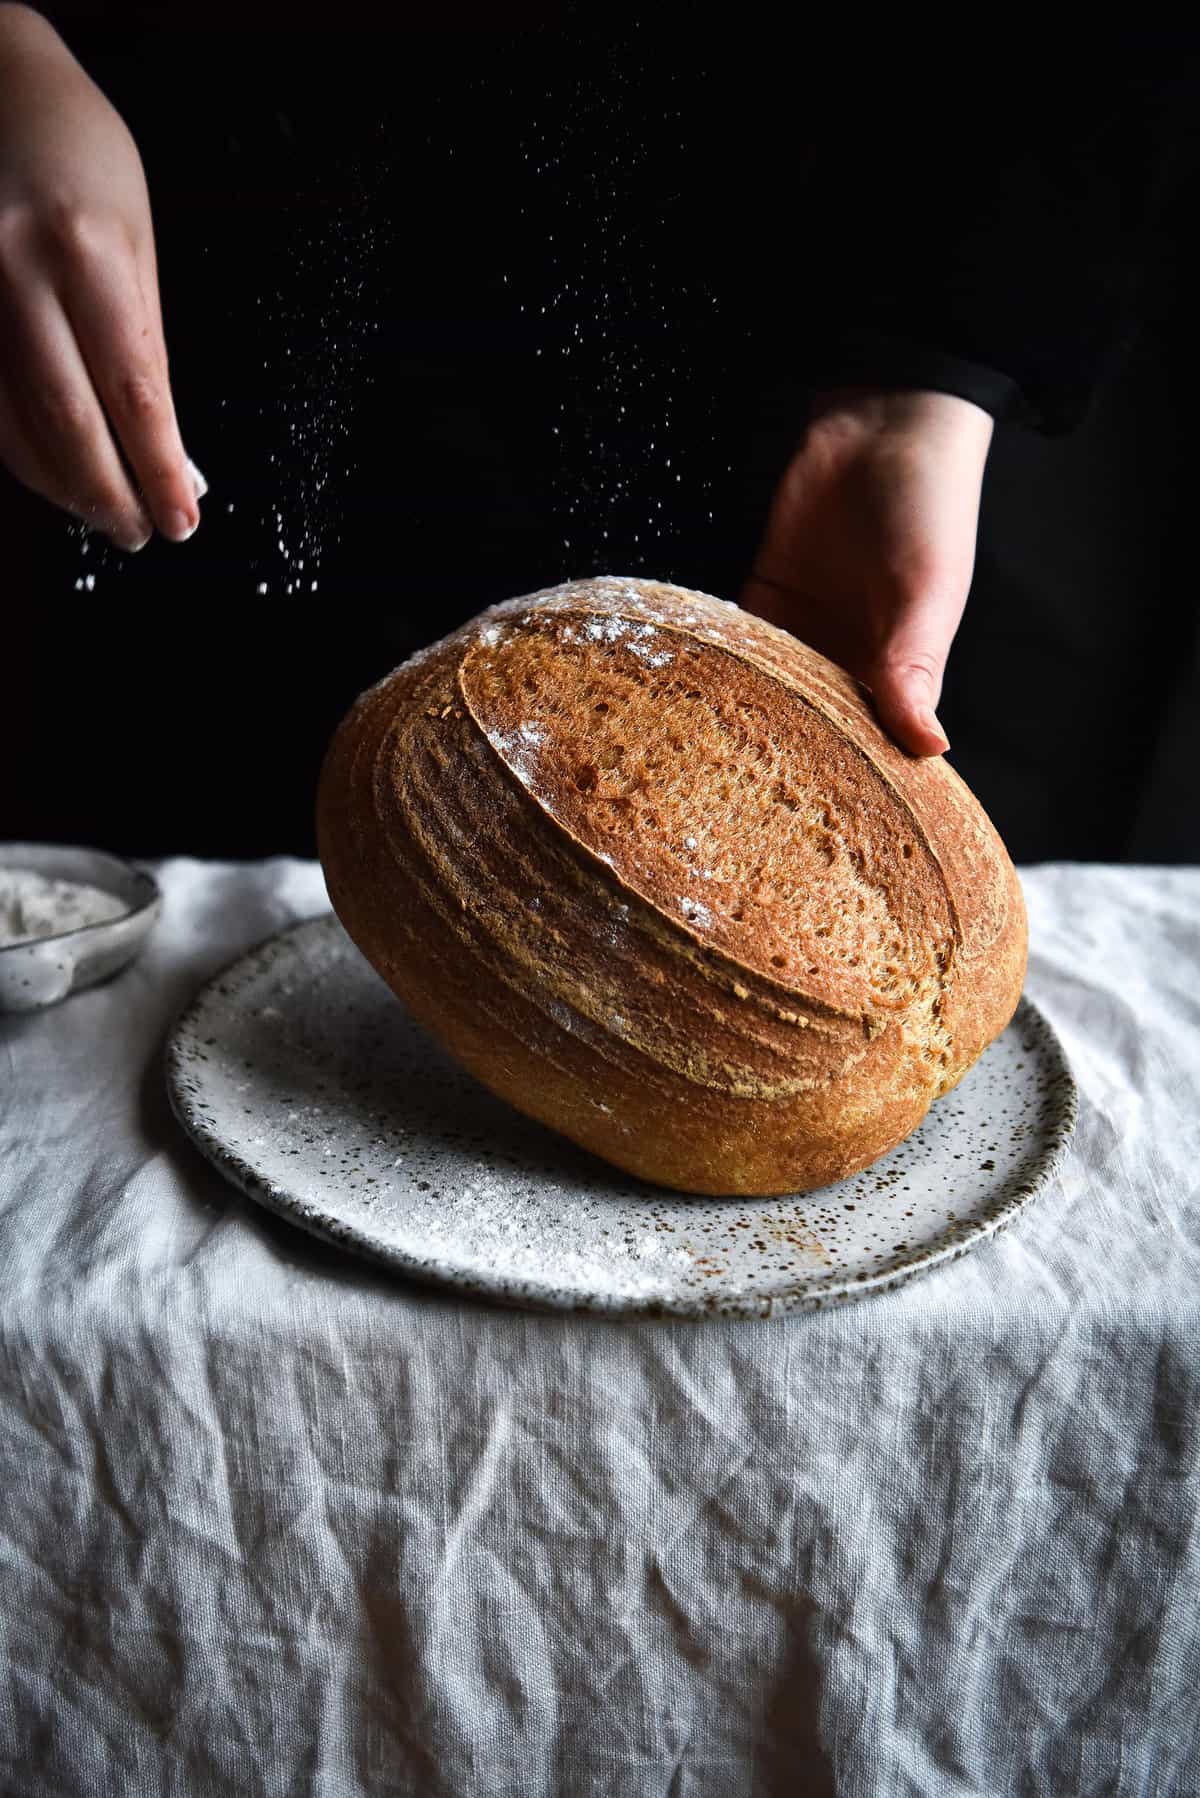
[165,913,1080,1319]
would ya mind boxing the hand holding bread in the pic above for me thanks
[741,388,994,759]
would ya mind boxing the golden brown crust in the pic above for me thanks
[317,577,1027,1195]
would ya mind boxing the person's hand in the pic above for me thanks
[740,388,993,757]
[0,4,200,549]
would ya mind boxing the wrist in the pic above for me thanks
[811,385,993,434]
[0,5,73,84]
[0,4,62,44]
[807,386,994,471]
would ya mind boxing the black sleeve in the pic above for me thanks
[696,30,1199,435]
[814,42,1196,431]
[20,11,1198,436]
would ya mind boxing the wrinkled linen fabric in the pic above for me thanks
[1,857,1198,1798]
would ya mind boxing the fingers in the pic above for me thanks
[738,571,798,633]
[738,390,990,761]
[0,381,71,523]
[58,224,198,542]
[865,669,951,759]
[861,575,965,758]
[740,564,953,757]
[0,207,202,547]
[0,260,153,549]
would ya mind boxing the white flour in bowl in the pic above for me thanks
[0,871,127,947]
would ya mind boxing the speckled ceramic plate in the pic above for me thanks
[165,915,1077,1318]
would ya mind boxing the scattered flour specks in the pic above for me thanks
[249,188,382,598]
[585,615,630,643]
[485,726,545,792]
[627,640,674,668]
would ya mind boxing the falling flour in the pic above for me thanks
[249,195,381,598]
[505,51,719,574]
[0,871,127,947]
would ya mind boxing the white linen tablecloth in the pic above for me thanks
[1,858,1198,1798]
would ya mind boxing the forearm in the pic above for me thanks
[0,3,108,176]
[0,4,71,59]
[0,4,146,90]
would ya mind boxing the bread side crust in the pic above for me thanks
[317,578,1027,1195]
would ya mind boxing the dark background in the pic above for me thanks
[3,15,1198,861]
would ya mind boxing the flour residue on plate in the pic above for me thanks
[166,916,1078,1318]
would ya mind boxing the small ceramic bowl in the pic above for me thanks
[0,843,161,1013]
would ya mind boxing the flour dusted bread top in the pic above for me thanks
[317,577,1027,1196]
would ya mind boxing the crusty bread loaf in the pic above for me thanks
[317,577,1027,1196]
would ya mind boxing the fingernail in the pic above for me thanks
[112,511,153,552]
[165,507,198,542]
[919,707,950,753]
[186,456,208,501]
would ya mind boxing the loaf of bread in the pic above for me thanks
[317,577,1027,1196]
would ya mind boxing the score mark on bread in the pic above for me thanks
[318,577,1026,1196]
